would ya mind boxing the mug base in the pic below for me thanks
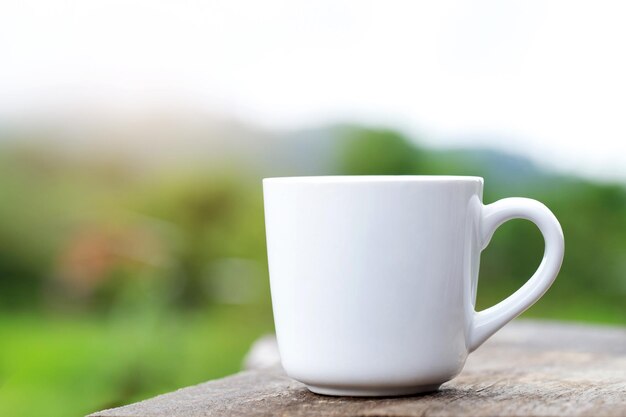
[306,383,441,397]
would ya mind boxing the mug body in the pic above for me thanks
[263,176,484,396]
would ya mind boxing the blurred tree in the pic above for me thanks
[336,127,425,175]
[177,183,237,307]
[0,126,623,323]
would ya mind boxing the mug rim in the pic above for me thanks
[263,175,484,184]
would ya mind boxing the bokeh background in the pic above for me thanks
[1,1,625,416]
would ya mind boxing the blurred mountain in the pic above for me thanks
[436,148,543,180]
[274,127,558,190]
[0,108,568,189]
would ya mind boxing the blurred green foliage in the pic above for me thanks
[0,306,273,417]
[0,126,624,416]
[338,129,424,174]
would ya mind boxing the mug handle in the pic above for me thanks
[469,197,564,351]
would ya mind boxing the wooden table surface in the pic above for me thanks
[89,320,626,417]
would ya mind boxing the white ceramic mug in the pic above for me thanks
[263,176,564,397]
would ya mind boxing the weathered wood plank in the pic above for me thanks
[89,320,626,417]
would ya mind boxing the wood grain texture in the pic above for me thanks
[89,320,626,417]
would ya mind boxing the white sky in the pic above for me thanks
[1,0,626,180]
